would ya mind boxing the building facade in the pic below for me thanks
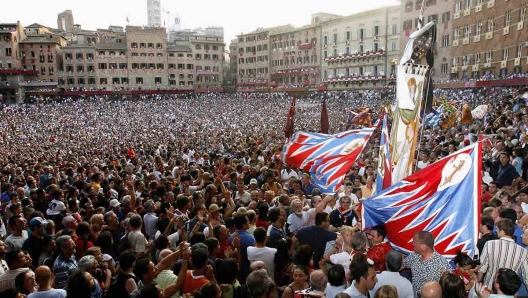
[236,27,274,92]
[269,22,322,91]
[0,22,26,69]
[449,0,527,79]
[400,0,453,81]
[147,0,162,27]
[320,6,401,90]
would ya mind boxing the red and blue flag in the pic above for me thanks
[362,142,482,258]
[282,122,379,194]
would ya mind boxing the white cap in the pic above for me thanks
[109,199,121,208]
[250,178,258,185]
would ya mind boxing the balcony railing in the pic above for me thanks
[324,49,386,63]
[323,74,386,84]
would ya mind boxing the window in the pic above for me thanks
[359,29,364,40]
[487,19,494,32]
[454,28,460,40]
[442,34,450,47]
[452,57,458,66]
[373,26,379,37]
[464,0,471,9]
[346,31,351,40]
[441,63,448,74]
[359,45,364,53]
[136,77,143,84]
[415,18,420,29]
[346,46,350,54]
[521,7,526,22]
[88,78,95,84]
[333,49,337,56]
[5,48,12,57]
[78,78,85,85]
[392,23,397,35]
[455,1,461,13]
[196,54,202,59]
[476,21,482,35]
[505,10,511,27]
[323,36,328,45]
[40,67,46,75]
[442,12,450,22]
[157,63,164,69]
[140,43,146,48]
[464,24,471,38]
[131,42,138,48]
[76,53,83,60]
[155,77,162,84]
[49,66,54,75]
[503,48,509,61]
[121,78,128,84]
[112,78,120,85]
[99,78,107,85]
[391,41,397,51]
[147,43,154,49]
[474,53,481,64]
[98,63,107,70]
[374,43,379,51]
[324,50,328,59]
[77,66,84,72]
[156,43,162,49]
[518,43,524,58]
[333,33,337,43]
[427,14,438,23]
[67,78,74,85]
[486,50,493,62]
[403,20,413,30]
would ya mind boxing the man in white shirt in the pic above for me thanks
[5,215,28,252]
[417,151,431,171]
[287,198,308,233]
[247,227,277,279]
[370,250,413,298]
[143,200,158,241]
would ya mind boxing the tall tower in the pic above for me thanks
[57,10,74,32]
[147,0,162,27]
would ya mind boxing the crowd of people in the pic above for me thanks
[0,86,527,298]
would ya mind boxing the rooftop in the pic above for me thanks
[167,44,193,52]
[26,23,51,29]
[95,43,127,50]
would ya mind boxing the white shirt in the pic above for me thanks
[417,161,430,170]
[143,212,158,241]
[330,252,352,275]
[46,199,66,216]
[247,246,277,279]
[287,212,308,233]
[370,271,413,298]
[154,230,180,250]
[325,284,346,298]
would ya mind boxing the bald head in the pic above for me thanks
[159,249,173,261]
[35,265,52,286]
[421,281,442,298]
[250,261,268,272]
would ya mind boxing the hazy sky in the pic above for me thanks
[2,0,400,45]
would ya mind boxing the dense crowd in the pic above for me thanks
[0,86,527,298]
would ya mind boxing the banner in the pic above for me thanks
[362,142,482,258]
[282,122,379,194]
[375,112,392,194]
[389,67,426,183]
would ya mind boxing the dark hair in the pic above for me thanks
[234,213,247,229]
[119,249,137,270]
[349,254,373,283]
[217,258,239,284]
[0,288,20,298]
[328,264,346,287]
[497,218,515,236]
[315,212,328,226]
[204,238,219,256]
[275,237,293,266]
[499,208,517,223]
[454,250,473,268]
[385,250,403,272]
[481,216,495,231]
[95,231,113,256]
[66,269,91,298]
[8,215,21,228]
[194,281,219,298]
[134,259,151,281]
[225,217,235,230]
[190,203,206,219]
[76,221,91,237]
[191,247,209,269]
[139,283,160,298]
[440,273,465,298]
[294,244,313,267]
[497,268,522,295]
[154,234,169,251]
[254,227,267,243]
[129,214,142,228]
[257,202,269,221]
[5,250,21,268]
[189,232,206,246]
[370,225,387,239]
[15,271,31,295]
[176,196,191,210]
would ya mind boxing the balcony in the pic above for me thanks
[487,0,495,8]
[451,67,458,73]
[19,81,58,87]
[461,65,468,71]
[452,40,459,46]
[514,57,521,66]
[473,35,481,42]
[485,32,493,39]
[463,8,471,16]
[503,27,510,35]
[322,74,386,84]
[270,68,319,78]
[483,62,492,68]
[472,65,479,71]
[519,22,525,31]
[463,37,470,45]
[475,4,482,12]
[454,12,460,20]
[298,43,315,50]
[501,60,507,68]
[324,49,386,63]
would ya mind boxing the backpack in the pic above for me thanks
[118,232,131,253]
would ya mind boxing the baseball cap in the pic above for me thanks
[29,217,49,230]
[109,199,121,208]
[250,179,258,185]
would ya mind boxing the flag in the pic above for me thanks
[282,121,379,194]
[460,103,473,125]
[347,107,371,129]
[375,112,392,194]
[320,99,329,134]
[362,141,482,259]
[471,105,488,119]
[284,97,296,139]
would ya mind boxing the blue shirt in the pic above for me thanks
[228,230,255,278]
[53,255,78,289]
[295,225,337,269]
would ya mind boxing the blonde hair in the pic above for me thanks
[374,285,398,298]
[90,214,104,228]
[338,226,356,234]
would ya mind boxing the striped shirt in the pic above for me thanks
[0,268,29,291]
[53,255,78,289]
[478,237,528,288]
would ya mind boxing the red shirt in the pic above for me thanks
[366,242,392,272]
[255,216,270,230]
[453,269,470,285]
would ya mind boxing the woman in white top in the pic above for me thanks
[320,226,359,275]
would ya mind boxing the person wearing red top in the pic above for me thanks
[481,183,492,203]
[212,224,232,259]
[255,203,270,231]
[366,225,392,272]
[452,250,477,292]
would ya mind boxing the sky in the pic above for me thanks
[1,0,401,46]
